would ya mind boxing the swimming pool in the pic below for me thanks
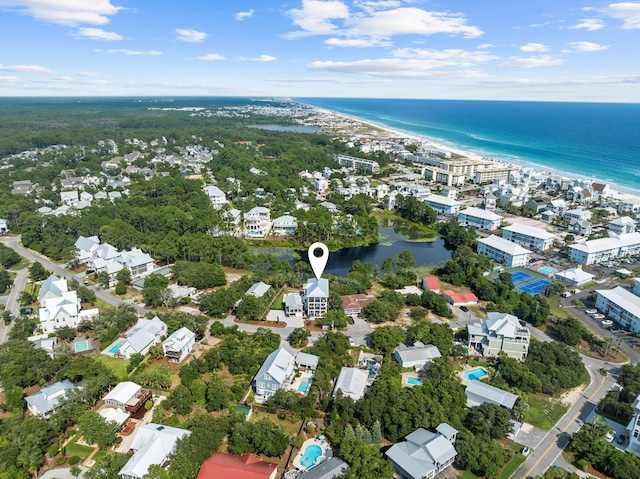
[298,378,311,394]
[300,445,322,469]
[108,340,124,354]
[407,377,424,386]
[463,367,487,381]
[74,340,90,353]
[538,266,558,275]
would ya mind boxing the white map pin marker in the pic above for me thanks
[308,242,329,280]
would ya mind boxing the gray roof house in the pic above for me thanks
[467,312,530,361]
[284,292,304,318]
[38,275,69,302]
[254,347,296,403]
[246,281,272,298]
[118,317,167,359]
[393,342,442,370]
[303,278,329,318]
[385,425,458,479]
[162,327,195,362]
[119,423,190,479]
[298,457,348,479]
[25,380,77,417]
[332,367,369,401]
[465,380,518,410]
[295,352,320,370]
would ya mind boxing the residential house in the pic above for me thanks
[332,367,369,401]
[25,380,77,417]
[0,218,8,234]
[303,278,329,318]
[501,222,556,251]
[553,266,595,287]
[272,215,297,236]
[33,336,57,357]
[117,317,168,359]
[540,210,557,223]
[295,352,320,370]
[74,235,101,263]
[457,207,503,230]
[297,458,348,479]
[568,218,593,237]
[569,232,640,265]
[60,190,79,205]
[423,194,461,216]
[419,276,441,293]
[318,201,339,213]
[119,424,190,479]
[314,177,329,193]
[591,182,611,201]
[118,248,155,280]
[625,394,640,458]
[162,327,195,362]
[38,274,69,302]
[595,286,640,334]
[340,294,376,318]
[483,193,497,211]
[477,235,531,267]
[547,199,568,216]
[465,381,518,410]
[39,288,99,335]
[283,293,304,318]
[385,425,458,479]
[393,342,442,370]
[525,198,548,214]
[563,208,592,223]
[246,281,271,298]
[244,206,271,237]
[609,216,637,235]
[467,312,530,361]
[103,381,152,419]
[253,347,296,403]
[441,290,478,307]
[202,185,227,209]
[196,453,278,479]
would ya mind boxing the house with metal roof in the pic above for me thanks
[441,290,478,306]
[118,317,167,359]
[457,207,503,230]
[419,276,441,293]
[553,266,595,287]
[468,312,530,361]
[393,342,442,370]
[253,347,296,403]
[477,234,531,267]
[303,278,329,318]
[332,367,369,401]
[502,222,556,251]
[297,457,348,479]
[25,380,77,417]
[385,425,458,479]
[609,216,637,235]
[272,215,298,236]
[465,380,518,410]
[283,292,303,318]
[246,281,272,299]
[596,286,640,334]
[38,274,69,302]
[295,352,320,370]
[38,288,99,335]
[162,327,195,362]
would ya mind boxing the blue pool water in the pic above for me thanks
[463,367,487,381]
[298,378,311,394]
[108,341,123,354]
[74,340,89,352]
[407,377,424,386]
[300,445,322,468]
[538,266,558,275]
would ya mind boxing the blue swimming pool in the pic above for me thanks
[300,445,322,468]
[407,377,424,386]
[538,266,558,275]
[74,340,89,353]
[463,367,487,381]
[108,341,124,354]
[298,378,311,394]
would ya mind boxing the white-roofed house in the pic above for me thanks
[303,278,329,318]
[39,289,99,335]
[393,342,442,371]
[596,286,640,334]
[283,292,304,318]
[100,407,129,428]
[457,207,503,230]
[609,216,637,235]
[119,248,155,280]
[467,312,530,361]
[244,206,271,237]
[60,190,79,206]
[253,347,296,403]
[162,327,195,362]
[423,194,461,216]
[501,222,556,251]
[332,367,369,401]
[465,381,518,410]
[119,423,190,479]
[0,218,8,235]
[295,351,320,370]
[74,235,101,264]
[117,317,167,359]
[38,274,69,302]
[272,215,298,236]
[385,424,458,479]
[246,281,271,298]
[477,235,531,267]
[203,185,227,209]
[103,381,152,419]
[25,380,77,417]
[553,266,595,287]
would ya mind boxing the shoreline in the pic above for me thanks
[298,101,640,199]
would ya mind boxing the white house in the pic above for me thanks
[569,232,640,265]
[283,293,304,318]
[553,266,595,287]
[626,394,640,457]
[468,312,530,361]
[457,207,503,230]
[477,235,531,267]
[118,317,168,359]
[501,222,556,251]
[271,215,297,236]
[393,342,442,370]
[465,381,518,410]
[595,286,640,334]
[244,206,271,237]
[332,367,369,401]
[423,194,461,216]
[39,288,99,335]
[103,381,143,409]
[563,208,592,223]
[303,278,329,318]
[60,190,79,205]
[0,218,9,234]
[38,274,69,302]
[119,424,190,479]
[25,380,77,417]
[162,327,195,362]
[118,248,155,280]
[203,185,227,209]
[609,216,637,235]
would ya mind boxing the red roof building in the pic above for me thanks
[442,290,478,306]
[420,276,441,293]
[197,453,278,479]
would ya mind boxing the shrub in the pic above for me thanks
[54,456,67,466]
[68,456,80,465]
[576,459,589,471]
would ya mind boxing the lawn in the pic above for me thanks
[65,433,96,459]
[10,260,29,270]
[524,394,569,430]
[95,354,130,381]
[94,298,116,310]
[250,409,302,437]
[498,452,527,479]
[546,295,574,320]
[462,471,480,479]
[91,450,110,462]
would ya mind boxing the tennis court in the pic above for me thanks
[516,279,550,295]
[511,271,533,284]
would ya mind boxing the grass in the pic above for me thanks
[95,354,130,381]
[546,295,574,320]
[91,450,110,462]
[9,260,29,270]
[65,434,95,459]
[498,452,527,479]
[524,394,569,430]
[250,409,302,436]
[462,471,481,479]
[94,298,116,310]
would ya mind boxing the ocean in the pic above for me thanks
[296,98,640,193]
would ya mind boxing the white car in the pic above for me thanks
[592,314,605,320]
[585,309,598,314]
[605,430,616,442]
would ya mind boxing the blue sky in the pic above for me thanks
[0,0,639,101]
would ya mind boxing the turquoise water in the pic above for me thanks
[74,340,89,352]
[234,405,251,417]
[407,377,424,386]
[297,98,640,192]
[300,445,322,468]
[298,378,311,394]
[538,266,558,275]
[463,367,487,381]
[108,341,123,354]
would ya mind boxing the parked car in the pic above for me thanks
[585,309,598,314]
[20,307,33,315]
[195,333,205,342]
[593,314,606,320]
[460,306,469,312]
[605,430,616,442]
[617,434,626,444]
[85,269,95,275]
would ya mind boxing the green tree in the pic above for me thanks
[115,281,127,295]
[235,295,260,320]
[115,269,132,285]
[77,410,120,449]
[28,262,48,281]
[369,325,405,355]
[288,327,311,348]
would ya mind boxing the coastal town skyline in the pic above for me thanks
[1,0,640,101]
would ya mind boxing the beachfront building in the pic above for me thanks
[202,185,227,209]
[25,380,77,417]
[468,312,530,361]
[196,453,278,479]
[333,367,369,401]
[569,232,640,265]
[595,287,640,334]
[393,342,442,370]
[303,278,329,318]
[609,217,637,235]
[423,194,461,216]
[457,207,503,231]
[271,215,297,236]
[334,154,380,173]
[465,381,518,410]
[553,266,595,287]
[386,425,458,479]
[501,222,556,251]
[477,235,531,267]
[422,166,466,187]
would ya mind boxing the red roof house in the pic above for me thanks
[442,290,478,306]
[340,294,376,318]
[197,453,278,479]
[420,276,441,293]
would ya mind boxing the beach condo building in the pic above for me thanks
[422,166,466,187]
[501,222,556,251]
[609,216,637,235]
[477,235,531,267]
[569,232,640,265]
[385,425,458,479]
[244,206,271,237]
[271,215,298,236]
[202,185,227,209]
[423,194,461,216]
[626,394,640,458]
[595,286,640,334]
[334,154,380,173]
[457,207,503,230]
[303,277,329,318]
[468,312,530,361]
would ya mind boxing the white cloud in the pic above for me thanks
[604,2,640,29]
[254,55,276,62]
[520,43,548,52]
[325,37,391,47]
[196,53,225,61]
[96,49,163,55]
[0,0,124,26]
[235,9,254,21]
[0,75,22,83]
[76,71,100,77]
[286,0,349,38]
[501,55,564,68]
[477,43,495,49]
[0,64,56,73]
[75,28,122,41]
[568,41,610,51]
[570,18,606,30]
[175,28,208,43]
[266,75,390,84]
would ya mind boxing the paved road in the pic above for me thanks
[1,267,28,342]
